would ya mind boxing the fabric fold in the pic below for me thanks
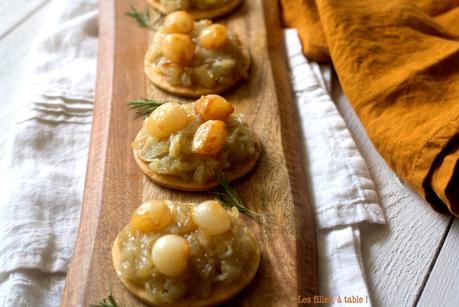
[281,0,459,217]
[285,29,385,230]
[284,29,384,304]
[0,0,97,305]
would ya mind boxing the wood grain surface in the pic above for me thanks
[61,0,318,305]
[0,0,50,39]
[417,219,457,306]
[331,82,454,307]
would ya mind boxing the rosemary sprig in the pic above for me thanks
[128,99,186,115]
[211,176,257,217]
[128,98,167,115]
[90,288,119,307]
[125,6,151,28]
[125,6,163,29]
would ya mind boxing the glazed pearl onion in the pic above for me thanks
[195,94,234,121]
[152,234,190,277]
[146,102,190,140]
[199,24,228,50]
[163,11,194,34]
[191,200,231,235]
[191,120,227,155]
[161,33,195,65]
[130,200,174,233]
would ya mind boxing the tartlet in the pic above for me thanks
[147,0,242,20]
[144,11,250,97]
[112,199,260,306]
[133,95,261,191]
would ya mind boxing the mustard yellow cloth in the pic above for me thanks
[281,0,459,216]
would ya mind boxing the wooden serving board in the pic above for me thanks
[61,0,318,305]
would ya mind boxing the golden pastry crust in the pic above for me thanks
[147,0,242,20]
[112,237,259,306]
[144,43,250,98]
[112,203,261,306]
[133,135,261,191]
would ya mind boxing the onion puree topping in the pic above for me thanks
[145,18,248,89]
[133,101,259,184]
[116,201,258,303]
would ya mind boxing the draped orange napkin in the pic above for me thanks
[281,0,459,216]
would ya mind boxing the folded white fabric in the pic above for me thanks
[284,29,385,305]
[0,0,97,306]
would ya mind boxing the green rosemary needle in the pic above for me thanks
[90,288,119,307]
[125,6,151,28]
[125,6,163,29]
[211,176,257,217]
[128,99,186,115]
[128,99,167,115]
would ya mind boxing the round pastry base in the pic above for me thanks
[145,45,250,98]
[132,137,261,191]
[147,0,243,20]
[112,224,260,306]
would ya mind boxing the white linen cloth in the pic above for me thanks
[0,0,97,306]
[284,29,385,305]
